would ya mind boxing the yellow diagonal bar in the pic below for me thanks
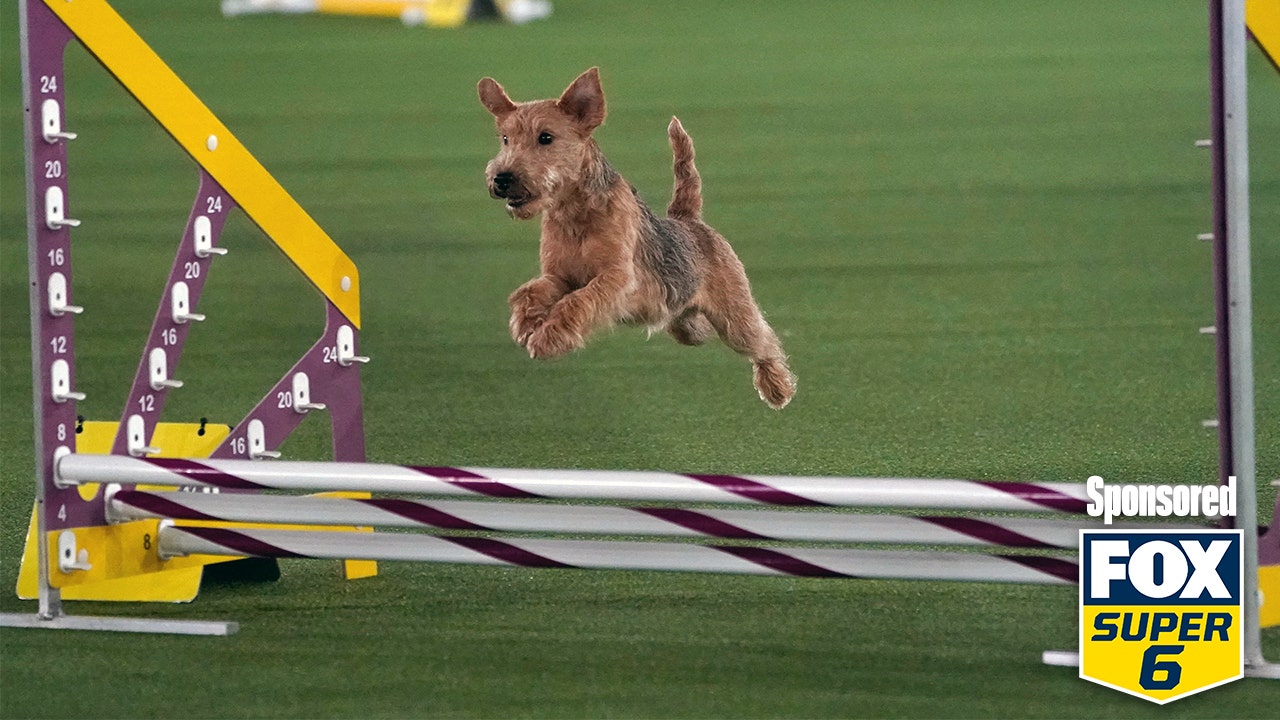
[313,0,471,27]
[45,0,360,327]
[1248,0,1280,71]
[314,0,426,17]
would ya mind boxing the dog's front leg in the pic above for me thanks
[525,268,631,359]
[509,275,569,347]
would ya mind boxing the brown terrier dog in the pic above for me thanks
[478,68,795,409]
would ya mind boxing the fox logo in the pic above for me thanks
[1079,530,1243,704]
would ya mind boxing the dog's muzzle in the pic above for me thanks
[489,171,534,213]
[491,171,516,198]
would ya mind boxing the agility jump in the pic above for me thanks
[2,0,1277,682]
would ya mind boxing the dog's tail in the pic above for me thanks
[667,117,703,220]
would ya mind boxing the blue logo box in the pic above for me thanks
[1081,531,1241,606]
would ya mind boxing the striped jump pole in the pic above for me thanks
[109,489,1173,550]
[157,525,1080,585]
[60,455,1091,513]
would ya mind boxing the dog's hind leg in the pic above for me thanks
[667,309,713,346]
[700,272,796,409]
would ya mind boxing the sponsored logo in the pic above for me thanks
[1085,475,1236,525]
[1079,530,1243,703]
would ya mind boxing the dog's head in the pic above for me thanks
[477,68,607,220]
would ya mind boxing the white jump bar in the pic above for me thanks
[110,490,1129,549]
[60,454,1091,513]
[158,525,1078,585]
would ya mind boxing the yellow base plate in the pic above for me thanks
[17,422,377,603]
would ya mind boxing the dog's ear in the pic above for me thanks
[557,67,606,131]
[478,77,517,118]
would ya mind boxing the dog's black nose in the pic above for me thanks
[492,171,515,197]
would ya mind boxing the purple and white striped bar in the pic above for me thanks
[61,455,1091,513]
[157,525,1078,584]
[112,490,1119,549]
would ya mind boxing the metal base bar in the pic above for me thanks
[1040,650,1079,668]
[1041,650,1280,680]
[1246,662,1280,680]
[0,612,237,636]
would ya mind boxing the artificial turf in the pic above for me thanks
[1,0,1277,717]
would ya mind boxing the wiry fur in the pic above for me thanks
[478,68,795,409]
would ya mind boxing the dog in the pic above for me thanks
[478,68,795,409]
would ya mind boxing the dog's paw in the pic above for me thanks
[524,322,583,359]
[508,289,553,346]
[753,359,796,410]
[509,309,546,346]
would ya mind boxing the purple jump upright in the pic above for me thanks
[4,0,368,635]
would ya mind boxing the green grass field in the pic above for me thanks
[2,0,1278,717]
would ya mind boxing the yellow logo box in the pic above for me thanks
[1079,530,1243,704]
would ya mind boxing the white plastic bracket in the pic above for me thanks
[57,530,92,573]
[148,348,184,391]
[193,215,227,258]
[41,98,77,143]
[246,418,280,460]
[171,281,205,324]
[156,519,185,560]
[126,414,160,457]
[47,272,84,316]
[336,325,369,366]
[44,186,80,230]
[50,359,85,403]
[51,446,73,489]
[103,483,125,524]
[291,372,326,413]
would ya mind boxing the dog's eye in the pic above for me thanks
[538,132,553,146]
[501,135,508,146]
